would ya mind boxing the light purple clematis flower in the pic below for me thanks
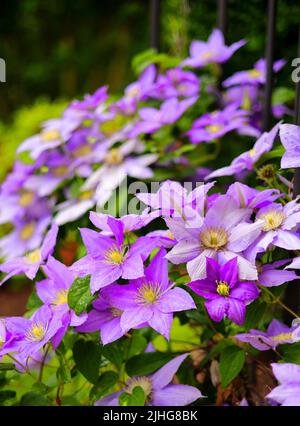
[0,305,62,360]
[150,68,200,100]
[105,248,196,339]
[245,199,300,262]
[258,259,298,287]
[267,363,300,406]
[71,216,158,294]
[95,353,203,406]
[188,257,259,325]
[128,96,197,137]
[0,223,58,285]
[235,319,300,351]
[223,58,285,87]
[279,123,300,169]
[226,182,282,210]
[166,195,263,281]
[186,104,249,144]
[205,122,279,180]
[181,29,246,68]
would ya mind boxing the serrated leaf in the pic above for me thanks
[67,275,94,315]
[219,346,245,388]
[73,339,101,384]
[126,352,173,376]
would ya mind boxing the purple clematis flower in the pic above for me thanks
[205,123,279,180]
[186,104,249,144]
[188,257,259,325]
[235,319,300,351]
[267,363,300,406]
[245,199,300,262]
[181,29,246,68]
[128,96,197,137]
[279,123,300,169]
[258,259,298,287]
[1,305,62,360]
[95,353,203,406]
[223,58,285,87]
[150,68,200,100]
[71,217,158,294]
[166,195,263,281]
[69,86,108,112]
[0,223,58,285]
[105,248,196,339]
[226,182,282,210]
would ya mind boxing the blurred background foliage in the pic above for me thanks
[0,0,299,179]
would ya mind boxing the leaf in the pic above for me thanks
[73,339,101,384]
[26,290,42,310]
[0,363,15,371]
[243,300,267,329]
[102,343,124,369]
[119,386,146,407]
[32,382,51,395]
[126,352,173,376]
[280,342,300,364]
[19,392,50,406]
[0,390,16,404]
[127,333,148,358]
[67,275,94,315]
[90,371,119,399]
[219,346,245,388]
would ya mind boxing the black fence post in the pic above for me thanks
[217,0,227,36]
[150,0,160,50]
[263,0,277,131]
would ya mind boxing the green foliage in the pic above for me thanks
[219,346,245,388]
[73,339,102,384]
[67,275,94,315]
[126,352,174,377]
[119,386,146,407]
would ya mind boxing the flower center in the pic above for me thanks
[54,289,68,306]
[73,145,92,158]
[127,86,140,98]
[248,69,262,79]
[206,124,222,134]
[110,307,123,317]
[126,376,153,401]
[52,166,69,177]
[136,282,162,305]
[259,210,285,231]
[41,129,60,142]
[19,191,35,207]
[78,190,93,201]
[104,148,124,165]
[200,227,228,250]
[20,223,35,241]
[201,51,214,60]
[105,245,127,265]
[270,332,293,342]
[26,322,46,342]
[249,148,256,157]
[25,248,41,264]
[216,280,230,297]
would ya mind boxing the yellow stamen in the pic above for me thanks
[206,124,222,134]
[26,322,46,342]
[110,307,123,317]
[78,190,93,201]
[54,289,68,306]
[105,245,127,265]
[259,210,285,231]
[248,69,262,79]
[216,281,230,297]
[20,223,35,241]
[201,51,214,60]
[19,191,35,207]
[136,282,162,305]
[270,332,292,342]
[249,148,256,157]
[104,148,124,165]
[73,145,92,158]
[52,166,69,177]
[25,249,41,264]
[200,227,228,250]
[41,129,60,142]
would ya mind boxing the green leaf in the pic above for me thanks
[127,333,148,358]
[32,382,51,395]
[219,346,245,388]
[73,339,101,384]
[90,371,119,399]
[243,301,267,329]
[0,390,16,404]
[126,352,173,376]
[119,386,146,407]
[280,342,300,364]
[26,290,43,311]
[102,343,124,369]
[67,275,94,315]
[0,363,15,371]
[19,392,50,406]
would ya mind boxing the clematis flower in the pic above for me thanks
[69,86,108,112]
[286,256,300,270]
[188,257,259,325]
[0,305,62,360]
[186,104,249,144]
[0,223,58,285]
[267,363,300,406]
[36,256,87,347]
[245,199,300,262]
[128,96,197,137]
[150,68,200,100]
[226,182,282,210]
[223,58,285,87]
[235,319,300,351]
[181,29,246,68]
[279,123,300,169]
[258,259,298,287]
[205,123,279,179]
[167,195,264,281]
[95,353,203,406]
[105,248,196,339]
[71,217,158,293]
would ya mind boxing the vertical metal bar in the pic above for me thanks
[150,0,160,50]
[293,26,300,197]
[263,0,277,131]
[217,0,227,36]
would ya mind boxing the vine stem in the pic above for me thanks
[259,285,299,319]
[38,343,51,382]
[6,354,36,379]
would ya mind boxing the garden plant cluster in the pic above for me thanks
[0,29,300,406]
